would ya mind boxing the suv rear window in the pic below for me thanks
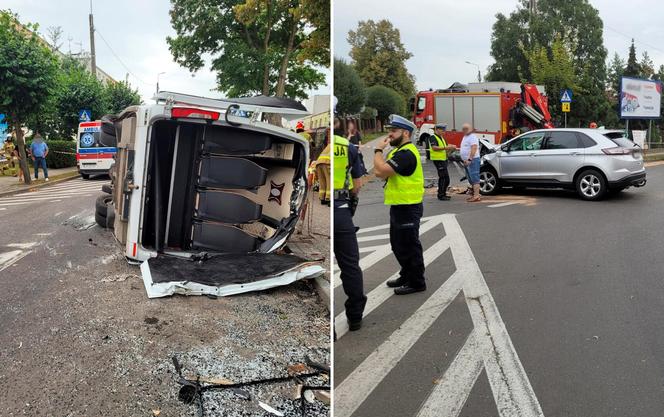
[603,132,635,148]
[544,131,579,149]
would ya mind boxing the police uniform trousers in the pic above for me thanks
[389,203,426,288]
[433,160,450,198]
[334,201,367,322]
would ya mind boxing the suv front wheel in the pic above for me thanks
[479,167,501,195]
[575,169,607,201]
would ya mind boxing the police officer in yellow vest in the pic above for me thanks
[429,123,456,201]
[373,114,426,295]
[333,117,367,331]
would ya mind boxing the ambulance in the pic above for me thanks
[77,120,117,179]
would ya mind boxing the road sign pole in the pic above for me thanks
[564,113,567,128]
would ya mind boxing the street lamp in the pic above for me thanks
[156,72,166,95]
[465,61,481,83]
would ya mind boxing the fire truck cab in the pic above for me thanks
[410,82,553,148]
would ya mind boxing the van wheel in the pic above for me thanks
[576,169,607,201]
[81,173,90,180]
[95,211,107,228]
[95,194,112,218]
[480,168,500,195]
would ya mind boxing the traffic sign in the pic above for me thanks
[78,109,92,122]
[562,102,571,113]
[560,89,573,103]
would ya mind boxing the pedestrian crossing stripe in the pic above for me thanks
[0,180,108,207]
[335,214,544,417]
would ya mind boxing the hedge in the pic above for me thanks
[24,139,77,169]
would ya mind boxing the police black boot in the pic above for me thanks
[386,277,407,288]
[348,320,362,331]
[394,285,427,295]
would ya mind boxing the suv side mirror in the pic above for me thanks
[500,145,509,152]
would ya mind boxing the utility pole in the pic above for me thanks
[89,0,97,79]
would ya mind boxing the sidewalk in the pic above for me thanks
[0,166,80,197]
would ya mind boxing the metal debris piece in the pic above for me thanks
[230,388,251,400]
[259,401,285,416]
[184,374,235,385]
[313,390,330,405]
[304,390,315,403]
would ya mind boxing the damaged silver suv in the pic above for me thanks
[96,92,324,297]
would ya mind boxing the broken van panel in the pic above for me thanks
[104,91,323,297]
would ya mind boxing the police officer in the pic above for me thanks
[373,115,426,295]
[333,117,367,331]
[429,123,456,200]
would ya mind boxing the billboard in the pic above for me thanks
[620,76,662,119]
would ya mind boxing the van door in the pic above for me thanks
[140,253,324,298]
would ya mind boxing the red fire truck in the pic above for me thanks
[409,82,554,147]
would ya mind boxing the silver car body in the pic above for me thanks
[482,128,646,194]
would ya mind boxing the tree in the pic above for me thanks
[607,52,625,97]
[167,0,329,100]
[46,26,63,53]
[523,37,577,124]
[640,51,654,80]
[487,0,609,126]
[334,58,366,115]
[0,10,59,184]
[347,20,416,100]
[52,57,108,138]
[105,81,142,114]
[624,39,641,77]
[366,85,405,126]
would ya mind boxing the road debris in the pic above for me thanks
[259,401,285,416]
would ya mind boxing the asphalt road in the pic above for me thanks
[334,152,664,417]
[0,176,330,417]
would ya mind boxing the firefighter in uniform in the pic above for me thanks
[333,118,367,331]
[428,123,456,200]
[373,115,426,295]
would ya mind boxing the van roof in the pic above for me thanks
[154,91,309,115]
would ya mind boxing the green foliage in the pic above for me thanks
[624,39,640,77]
[523,37,577,124]
[52,57,108,138]
[347,20,416,100]
[105,81,142,114]
[334,58,366,115]
[167,0,329,99]
[487,0,610,127]
[366,85,405,124]
[25,139,76,169]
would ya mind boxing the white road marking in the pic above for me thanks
[487,201,520,208]
[0,250,31,272]
[7,242,38,249]
[333,215,447,289]
[0,208,5,211]
[335,215,543,417]
[416,331,484,417]
[0,181,107,208]
[356,233,389,242]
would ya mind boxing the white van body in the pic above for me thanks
[107,92,324,297]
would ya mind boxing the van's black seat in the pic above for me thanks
[191,222,258,253]
[203,126,272,155]
[199,156,267,190]
[195,191,262,224]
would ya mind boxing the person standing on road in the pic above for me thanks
[374,114,426,295]
[460,123,481,202]
[429,123,456,200]
[346,119,368,176]
[315,141,331,205]
[333,117,367,331]
[30,133,49,181]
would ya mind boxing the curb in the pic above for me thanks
[0,172,80,198]
[314,276,330,311]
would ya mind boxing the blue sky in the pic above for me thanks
[4,0,330,103]
[334,0,664,92]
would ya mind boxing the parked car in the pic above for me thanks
[95,91,324,297]
[479,128,646,200]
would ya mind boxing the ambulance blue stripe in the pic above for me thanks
[78,148,117,154]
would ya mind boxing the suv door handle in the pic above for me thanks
[569,151,580,156]
[529,153,537,157]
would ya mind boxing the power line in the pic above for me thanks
[94,28,152,85]
[605,25,664,57]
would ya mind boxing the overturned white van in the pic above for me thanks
[99,92,324,298]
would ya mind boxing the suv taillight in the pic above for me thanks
[602,147,633,155]
[171,107,220,120]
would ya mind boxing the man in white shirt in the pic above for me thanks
[459,123,481,202]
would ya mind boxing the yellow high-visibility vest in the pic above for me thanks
[429,133,448,161]
[384,142,424,205]
[333,135,352,191]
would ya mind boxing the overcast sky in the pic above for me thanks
[4,0,330,104]
[334,0,664,92]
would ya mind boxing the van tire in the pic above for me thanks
[95,211,107,228]
[81,173,90,180]
[106,205,115,230]
[95,194,112,218]
[101,184,112,194]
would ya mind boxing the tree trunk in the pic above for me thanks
[262,0,273,96]
[13,119,31,185]
[275,19,298,98]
